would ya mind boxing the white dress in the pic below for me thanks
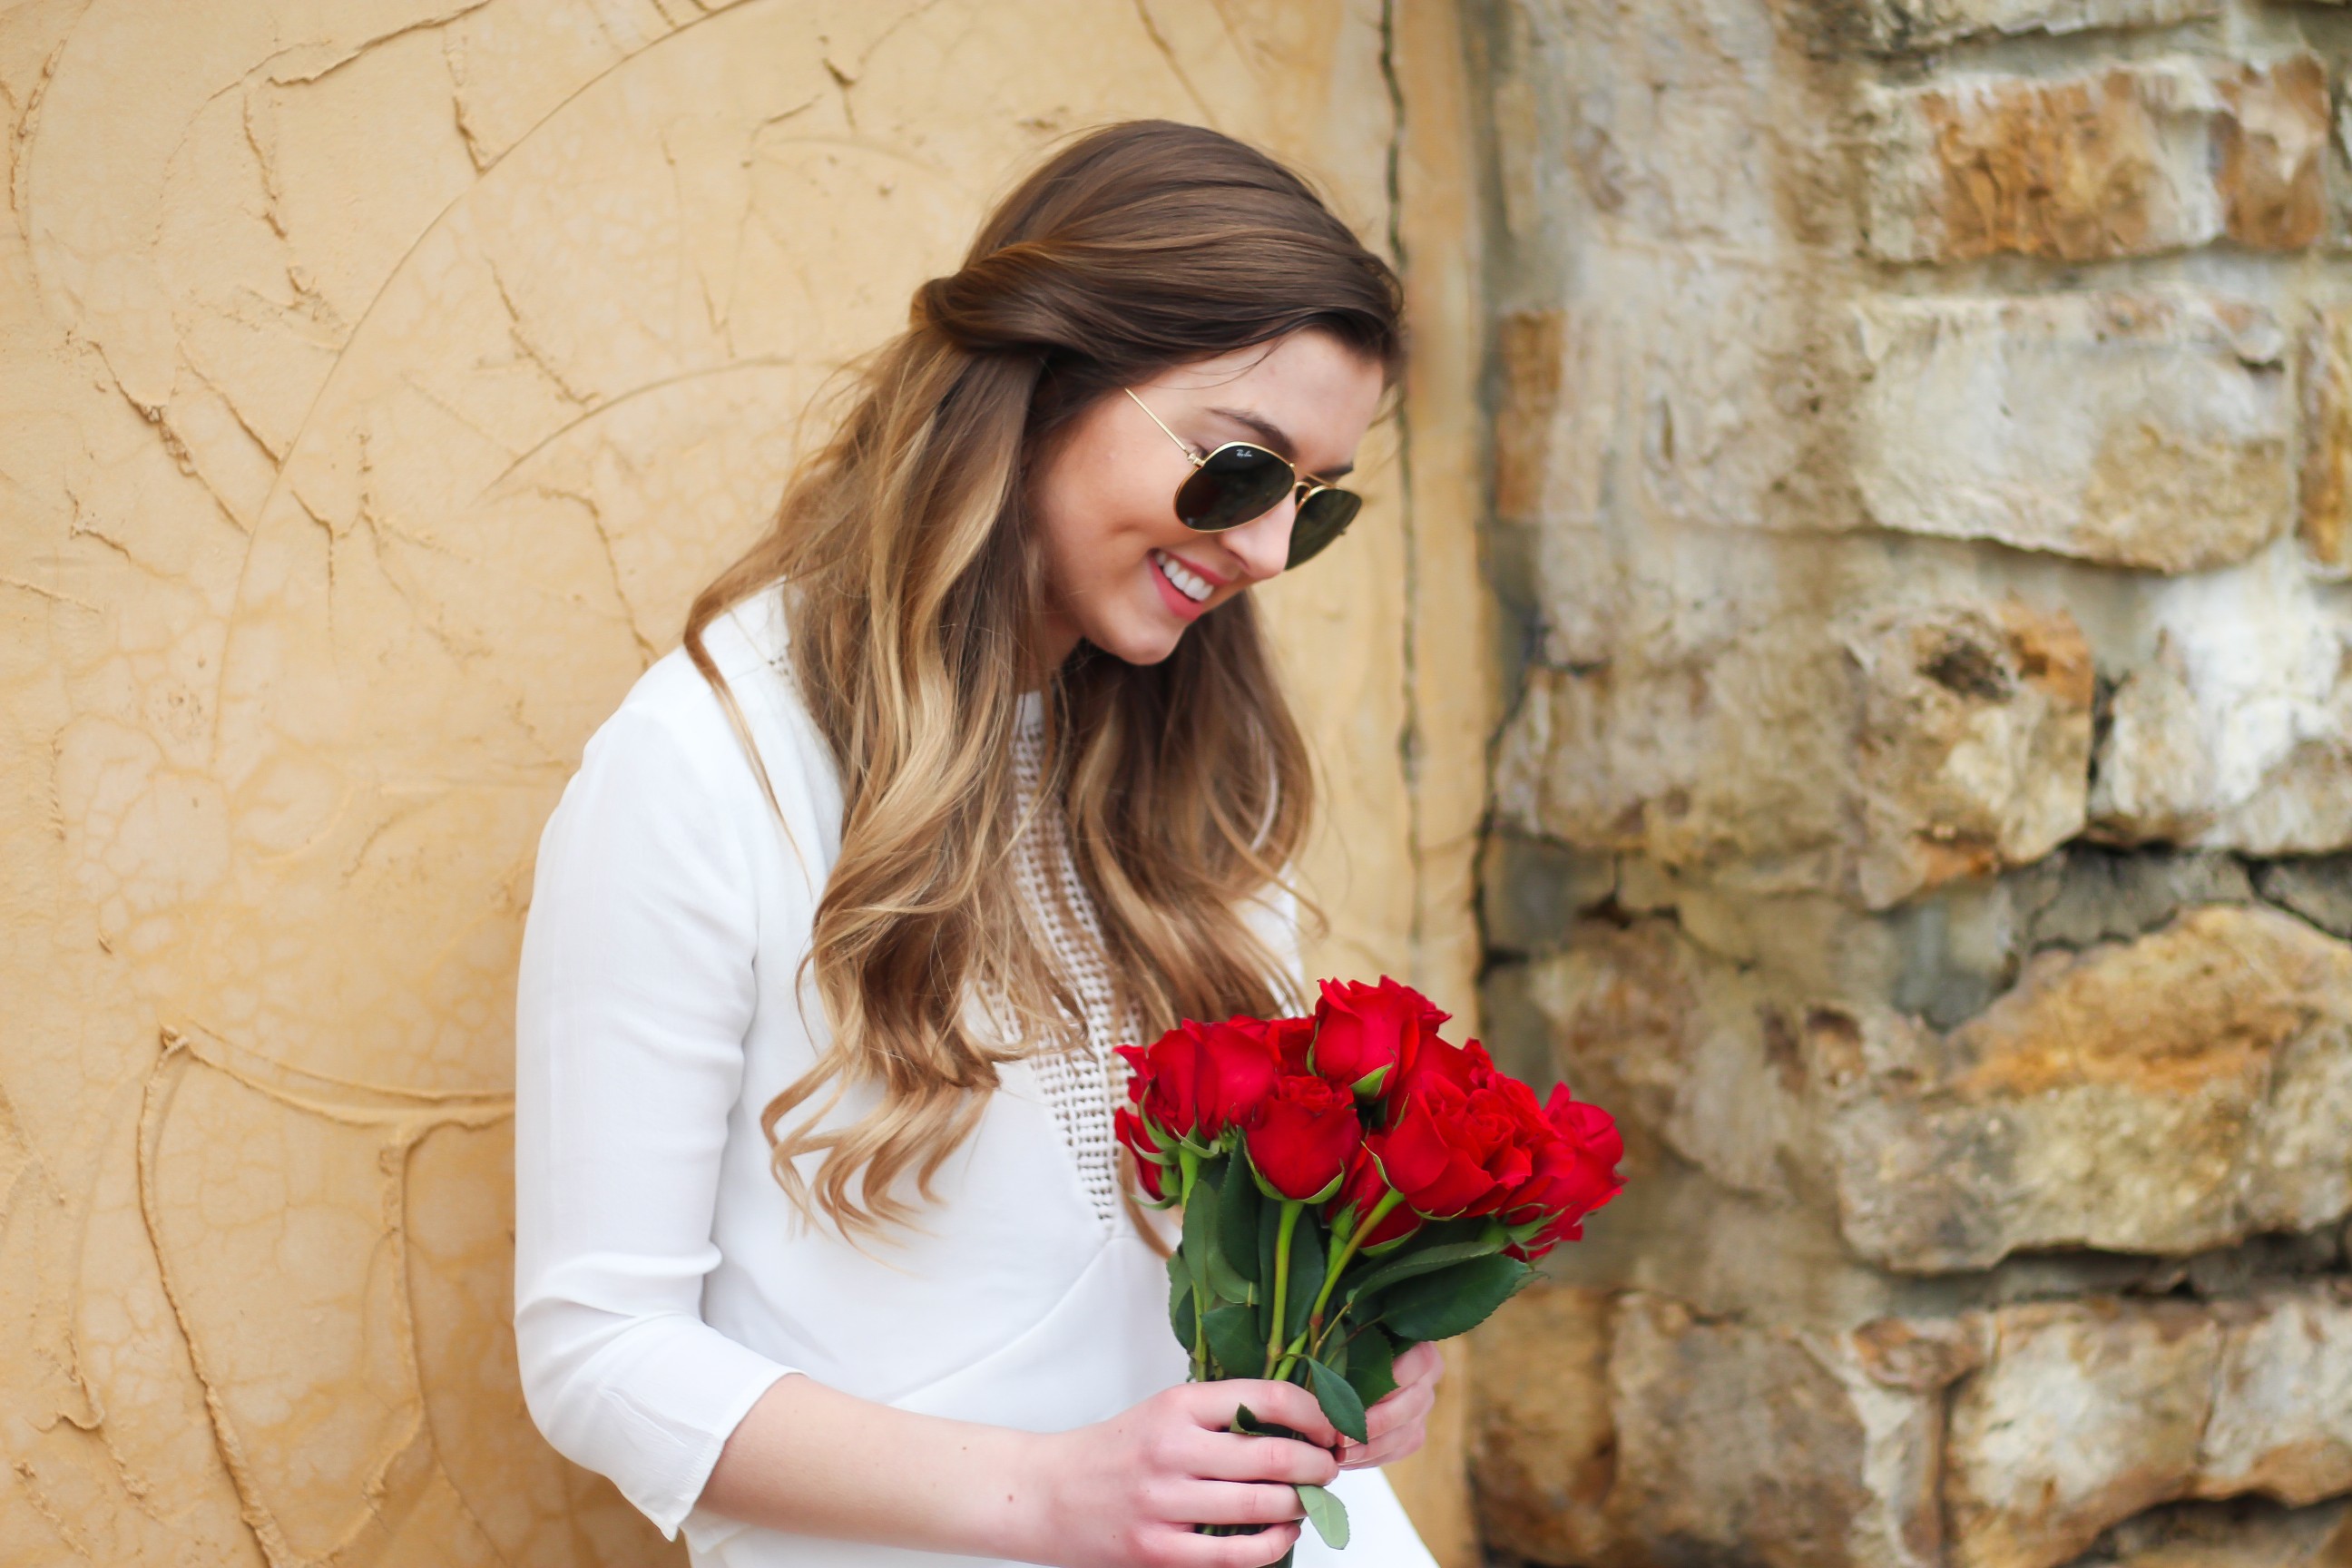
[512,584,1439,1568]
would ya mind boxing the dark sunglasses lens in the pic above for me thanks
[1175,446,1294,531]
[1285,488,1361,569]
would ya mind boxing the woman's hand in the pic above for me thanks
[1336,1340,1443,1470]
[1016,1378,1342,1568]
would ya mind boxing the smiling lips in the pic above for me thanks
[1151,547,1216,604]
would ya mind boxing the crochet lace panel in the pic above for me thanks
[1005,693,1137,1229]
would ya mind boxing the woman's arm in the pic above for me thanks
[700,1369,1343,1568]
[514,691,808,1541]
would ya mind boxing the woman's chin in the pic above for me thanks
[1087,618,1185,667]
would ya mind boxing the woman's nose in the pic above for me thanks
[1219,496,1297,583]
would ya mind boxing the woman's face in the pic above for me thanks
[1028,328,1387,672]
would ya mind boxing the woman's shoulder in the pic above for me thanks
[603,582,797,730]
[587,582,829,801]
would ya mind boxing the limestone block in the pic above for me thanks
[1470,1284,1987,1568]
[2199,1287,2352,1505]
[1605,1294,1946,1568]
[1494,588,2092,906]
[1467,1282,1620,1567]
[2091,546,2352,853]
[1847,599,2094,907]
[1494,252,1834,537]
[1851,292,2292,573]
[1862,57,2328,262]
[1946,1298,2223,1568]
[1832,906,2352,1270]
[1842,0,2216,53]
[2301,308,2352,572]
[1516,901,2352,1272]
[1946,1289,2352,1568]
[1522,917,1812,1198]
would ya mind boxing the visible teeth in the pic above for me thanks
[1154,549,1211,603]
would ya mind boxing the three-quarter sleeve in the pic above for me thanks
[513,696,801,1541]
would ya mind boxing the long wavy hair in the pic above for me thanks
[682,121,1406,1241]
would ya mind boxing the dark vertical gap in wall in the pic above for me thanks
[1377,0,1430,973]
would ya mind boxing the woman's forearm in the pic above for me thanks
[696,1373,1047,1558]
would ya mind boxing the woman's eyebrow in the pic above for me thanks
[1206,406,1355,478]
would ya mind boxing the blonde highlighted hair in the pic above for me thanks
[683,121,1405,1241]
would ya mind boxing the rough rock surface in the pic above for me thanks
[2088,1498,2352,1567]
[1468,1284,1619,1566]
[1840,0,2217,52]
[1838,905,2352,1269]
[1850,293,2291,572]
[1861,58,2328,261]
[2090,547,2352,853]
[1493,591,2093,906]
[1514,905,2352,1270]
[1946,1289,2352,1568]
[1468,1285,1961,1568]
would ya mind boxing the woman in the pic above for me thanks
[512,120,1443,1568]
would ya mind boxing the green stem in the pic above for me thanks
[1274,1190,1405,1380]
[1179,1148,1207,1380]
[1261,1200,1304,1377]
[1308,1203,1392,1335]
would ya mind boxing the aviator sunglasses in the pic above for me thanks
[1123,388,1363,570]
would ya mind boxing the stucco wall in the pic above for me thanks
[0,4,1488,1563]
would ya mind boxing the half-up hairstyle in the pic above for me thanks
[682,120,1406,1241]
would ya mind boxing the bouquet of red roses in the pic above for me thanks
[1115,976,1623,1557]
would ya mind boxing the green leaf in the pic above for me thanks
[1205,1246,1255,1306]
[1202,1304,1262,1380]
[1169,1259,1197,1353]
[1219,1151,1261,1283]
[1376,1254,1534,1343]
[1344,1232,1508,1306]
[1284,1219,1327,1344]
[1294,1484,1349,1550]
[1181,1176,1218,1304]
[1304,1356,1368,1444]
[1343,1325,1397,1410]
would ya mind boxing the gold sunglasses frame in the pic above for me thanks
[1122,388,1360,565]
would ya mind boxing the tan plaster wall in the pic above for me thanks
[0,3,1486,1563]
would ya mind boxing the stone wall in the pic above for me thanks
[0,4,1491,1563]
[1465,0,2352,1564]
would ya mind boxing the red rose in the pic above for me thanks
[1114,1107,1173,1203]
[1219,1013,1318,1076]
[1325,1145,1424,1249]
[1367,1076,1535,1220]
[1310,976,1449,1095]
[1385,1031,1487,1104]
[1498,1087,1624,1260]
[1115,1018,1279,1145]
[1245,1074,1362,1201]
[1265,1014,1317,1075]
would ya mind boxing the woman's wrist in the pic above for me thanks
[963,1425,1060,1563]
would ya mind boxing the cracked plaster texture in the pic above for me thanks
[0,2,1490,1562]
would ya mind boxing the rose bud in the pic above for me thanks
[1309,975,1449,1097]
[1245,1073,1361,1202]
[1113,1018,1279,1147]
[1324,1145,1424,1250]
